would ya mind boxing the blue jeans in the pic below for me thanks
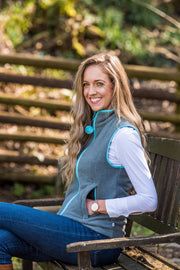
[0,202,121,266]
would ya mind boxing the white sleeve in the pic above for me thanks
[106,127,158,218]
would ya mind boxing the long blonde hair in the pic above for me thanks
[61,53,146,188]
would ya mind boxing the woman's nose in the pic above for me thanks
[88,85,97,95]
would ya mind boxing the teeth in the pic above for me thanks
[91,98,101,102]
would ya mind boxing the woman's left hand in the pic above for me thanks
[86,199,95,215]
[86,199,107,215]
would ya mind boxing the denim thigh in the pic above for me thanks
[0,202,121,266]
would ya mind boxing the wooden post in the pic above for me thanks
[77,251,92,270]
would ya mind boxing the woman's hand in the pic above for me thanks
[86,199,107,215]
[86,199,94,215]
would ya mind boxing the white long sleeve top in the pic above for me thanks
[105,127,158,218]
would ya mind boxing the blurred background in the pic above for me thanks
[0,0,180,269]
[1,0,180,65]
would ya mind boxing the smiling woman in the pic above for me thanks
[0,53,157,269]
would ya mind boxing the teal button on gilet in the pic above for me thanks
[58,110,135,238]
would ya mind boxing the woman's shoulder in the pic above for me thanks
[113,126,141,149]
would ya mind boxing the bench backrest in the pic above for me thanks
[131,136,180,234]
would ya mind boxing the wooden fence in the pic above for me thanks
[0,53,180,190]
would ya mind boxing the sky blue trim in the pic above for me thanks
[94,188,97,200]
[106,125,138,168]
[60,112,98,215]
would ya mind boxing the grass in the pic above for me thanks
[131,222,155,237]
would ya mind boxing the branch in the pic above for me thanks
[132,0,180,29]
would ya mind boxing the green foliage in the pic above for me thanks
[11,183,55,200]
[0,0,179,66]
[4,1,35,46]
[131,222,154,237]
[30,185,55,199]
[97,7,124,49]
[12,257,23,270]
[11,183,25,198]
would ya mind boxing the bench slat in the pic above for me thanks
[137,247,180,270]
[122,247,180,270]
[155,156,168,220]
[102,264,124,269]
[39,261,64,270]
[118,253,147,270]
[166,161,180,226]
[160,158,173,221]
[147,137,180,161]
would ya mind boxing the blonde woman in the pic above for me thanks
[0,53,157,269]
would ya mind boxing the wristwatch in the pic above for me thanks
[91,201,99,213]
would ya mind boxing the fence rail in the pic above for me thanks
[0,93,71,111]
[0,53,180,82]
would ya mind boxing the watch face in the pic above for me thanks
[91,202,98,212]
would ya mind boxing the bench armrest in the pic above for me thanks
[66,232,180,253]
[13,197,64,207]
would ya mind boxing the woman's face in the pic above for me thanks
[83,64,113,112]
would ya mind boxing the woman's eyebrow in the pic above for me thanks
[83,79,106,82]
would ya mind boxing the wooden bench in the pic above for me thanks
[14,136,180,270]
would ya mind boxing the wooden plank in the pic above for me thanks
[14,197,64,207]
[158,157,172,222]
[138,247,180,270]
[0,111,70,130]
[118,253,147,270]
[77,251,92,270]
[160,159,175,222]
[0,72,73,89]
[150,154,163,220]
[130,214,178,234]
[140,111,180,125]
[123,247,178,270]
[166,161,180,226]
[149,152,157,176]
[67,233,180,253]
[0,93,71,111]
[124,64,180,82]
[132,88,180,103]
[147,137,180,161]
[0,53,80,71]
[102,264,124,269]
[60,264,79,270]
[0,132,67,144]
[39,261,64,270]
[156,156,168,221]
[0,152,58,166]
[59,262,102,270]
[34,206,60,213]
[0,172,56,184]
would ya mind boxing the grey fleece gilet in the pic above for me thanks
[58,109,135,238]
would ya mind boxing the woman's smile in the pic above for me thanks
[90,97,101,104]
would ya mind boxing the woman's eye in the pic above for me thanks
[83,83,89,87]
[97,82,103,86]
